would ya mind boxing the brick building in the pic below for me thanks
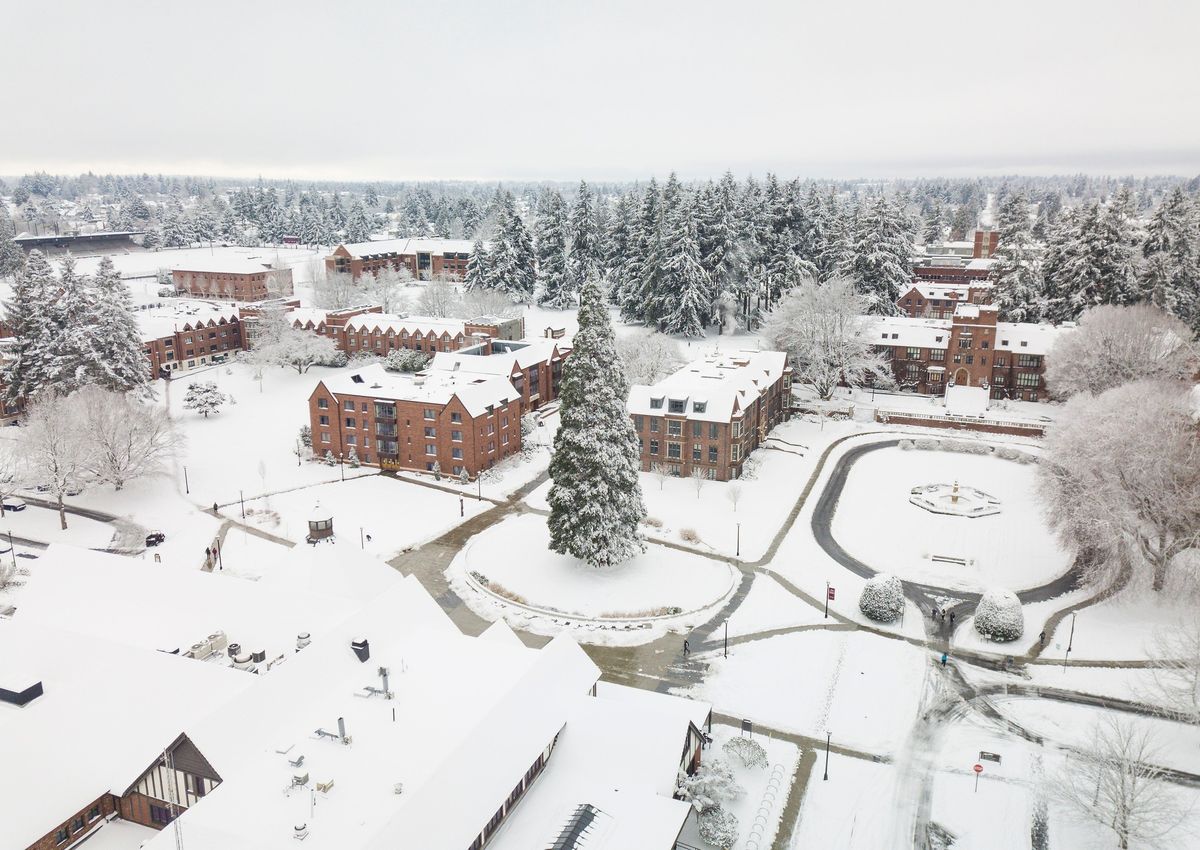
[325,238,477,281]
[337,313,524,358]
[973,228,1000,258]
[897,279,994,319]
[139,301,243,379]
[430,338,570,412]
[172,259,294,301]
[626,350,792,482]
[309,363,523,477]
[870,304,1060,401]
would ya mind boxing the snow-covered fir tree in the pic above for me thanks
[567,181,599,295]
[846,194,911,314]
[547,277,646,567]
[618,179,660,324]
[463,238,491,291]
[161,211,192,248]
[659,196,711,337]
[48,254,98,394]
[488,193,536,301]
[87,256,152,396]
[0,216,23,278]
[183,382,227,418]
[3,250,58,401]
[1140,187,1198,330]
[535,188,572,308]
[991,192,1043,322]
[344,199,372,243]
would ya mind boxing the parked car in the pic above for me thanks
[65,483,83,497]
[145,531,166,547]
[2,497,26,512]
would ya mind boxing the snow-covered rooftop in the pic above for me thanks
[172,257,278,275]
[430,338,564,377]
[319,362,519,417]
[944,384,991,416]
[337,238,476,259]
[342,312,472,339]
[627,349,789,422]
[137,300,240,342]
[868,316,1062,356]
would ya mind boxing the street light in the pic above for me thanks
[723,620,729,658]
[239,489,245,519]
[7,531,15,569]
[1062,611,1077,671]
[823,731,831,781]
[183,466,189,495]
[735,522,741,558]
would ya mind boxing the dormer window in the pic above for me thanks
[668,399,686,414]
[692,402,707,413]
[650,397,664,410]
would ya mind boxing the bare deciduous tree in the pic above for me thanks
[726,482,743,513]
[617,331,684,387]
[19,393,90,530]
[1046,304,1198,399]
[691,467,706,499]
[1055,718,1188,849]
[311,270,362,310]
[417,278,459,318]
[76,386,183,491]
[1144,618,1200,724]
[1039,380,1200,591]
[761,277,895,400]
[649,462,671,491]
[456,287,522,320]
[362,266,413,314]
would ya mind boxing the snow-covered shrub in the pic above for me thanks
[722,735,768,769]
[432,460,441,481]
[676,758,744,813]
[680,528,700,544]
[183,382,226,418]
[698,806,740,849]
[347,449,360,468]
[974,588,1024,642]
[298,425,312,448]
[324,450,336,466]
[383,348,431,373]
[859,573,904,623]
[157,286,175,298]
[898,439,915,450]
[459,469,470,485]
[641,516,663,528]
[993,446,1037,464]
[943,439,990,455]
[347,351,381,365]
[914,438,940,451]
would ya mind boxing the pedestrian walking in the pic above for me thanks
[1039,630,1046,647]
[940,651,948,667]
[205,546,211,560]
[212,502,218,514]
[949,612,956,626]
[683,639,690,655]
[931,605,938,619]
[940,611,946,624]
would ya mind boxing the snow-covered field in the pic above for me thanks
[0,504,115,549]
[683,630,928,753]
[829,446,1071,592]
[788,753,898,848]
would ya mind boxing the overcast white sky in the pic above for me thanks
[3,0,1198,181]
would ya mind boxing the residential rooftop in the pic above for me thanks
[627,349,790,423]
[319,362,519,417]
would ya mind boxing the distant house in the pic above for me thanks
[139,301,242,378]
[171,258,294,301]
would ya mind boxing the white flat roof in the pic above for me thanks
[337,238,477,259]
[627,349,788,422]
[172,258,278,275]
[137,300,239,342]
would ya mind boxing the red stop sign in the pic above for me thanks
[973,763,983,774]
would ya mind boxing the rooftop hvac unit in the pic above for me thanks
[190,639,212,659]
[293,824,308,841]
[251,649,266,663]
[227,642,241,658]
[297,633,312,651]
[292,772,309,787]
[208,631,228,654]
[232,653,253,669]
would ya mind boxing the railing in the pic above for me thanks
[875,408,1047,433]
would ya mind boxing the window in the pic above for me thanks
[633,415,643,431]
[650,397,664,409]
[424,426,436,438]
[1000,339,1009,346]
[668,399,686,413]
[930,348,946,361]
[1017,354,1040,368]
[88,805,101,821]
[980,340,990,349]
[425,445,437,455]
[667,443,681,459]
[993,373,1005,385]
[452,448,463,459]
[906,347,921,360]
[691,421,702,437]
[667,420,682,437]
[450,412,462,423]
[346,435,356,445]
[650,418,659,433]
[1016,372,1040,388]
[361,402,369,412]
[57,827,70,844]
[72,815,85,832]
[320,431,330,443]
[502,433,509,445]
[709,422,718,439]
[995,356,1007,367]
[731,444,741,462]
[318,415,328,426]
[424,408,436,420]
[965,355,974,365]
[1020,340,1028,347]
[906,362,921,378]
[709,445,718,463]
[150,805,174,825]
[317,398,329,409]
[345,417,356,428]
[344,400,355,411]
[890,333,898,339]
[692,443,702,461]
[649,440,659,455]
[958,338,972,349]
[692,401,707,413]
[487,441,495,452]
[451,430,462,441]
[732,421,743,438]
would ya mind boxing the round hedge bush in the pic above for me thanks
[859,573,904,623]
[974,588,1024,642]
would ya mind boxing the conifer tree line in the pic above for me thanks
[3,250,150,401]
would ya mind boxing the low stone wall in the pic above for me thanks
[876,410,1046,437]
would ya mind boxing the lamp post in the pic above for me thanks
[1062,611,1077,671]
[239,490,245,519]
[735,522,741,558]
[823,731,831,781]
[824,581,830,619]
[183,466,189,495]
[723,620,729,658]
[339,453,345,483]
[7,531,15,569]
[296,439,301,467]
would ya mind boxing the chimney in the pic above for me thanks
[351,638,370,663]
[337,716,348,743]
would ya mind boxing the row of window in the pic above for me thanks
[55,804,104,844]
[642,441,734,463]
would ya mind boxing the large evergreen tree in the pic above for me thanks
[659,197,711,337]
[88,257,152,396]
[0,216,24,278]
[547,277,646,568]
[535,188,571,308]
[1140,187,1198,330]
[463,238,491,292]
[3,250,59,400]
[991,192,1043,322]
[847,195,911,314]
[567,180,599,294]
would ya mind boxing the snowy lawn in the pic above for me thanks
[1045,580,1199,662]
[677,724,801,850]
[211,529,293,580]
[682,630,927,753]
[829,445,1071,593]
[162,362,375,509]
[953,588,1090,656]
[451,513,736,619]
[788,753,898,848]
[725,573,826,639]
[240,475,490,557]
[0,504,115,549]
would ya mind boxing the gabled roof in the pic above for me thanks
[627,350,788,422]
[335,238,477,259]
[319,363,519,417]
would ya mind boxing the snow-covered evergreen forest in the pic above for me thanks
[3,170,1199,333]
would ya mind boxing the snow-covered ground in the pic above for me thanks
[788,753,898,848]
[724,573,826,639]
[829,445,1071,593]
[0,504,115,549]
[1046,579,1199,662]
[682,630,928,754]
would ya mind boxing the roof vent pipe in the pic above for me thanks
[351,638,370,663]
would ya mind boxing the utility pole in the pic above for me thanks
[736,523,741,558]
